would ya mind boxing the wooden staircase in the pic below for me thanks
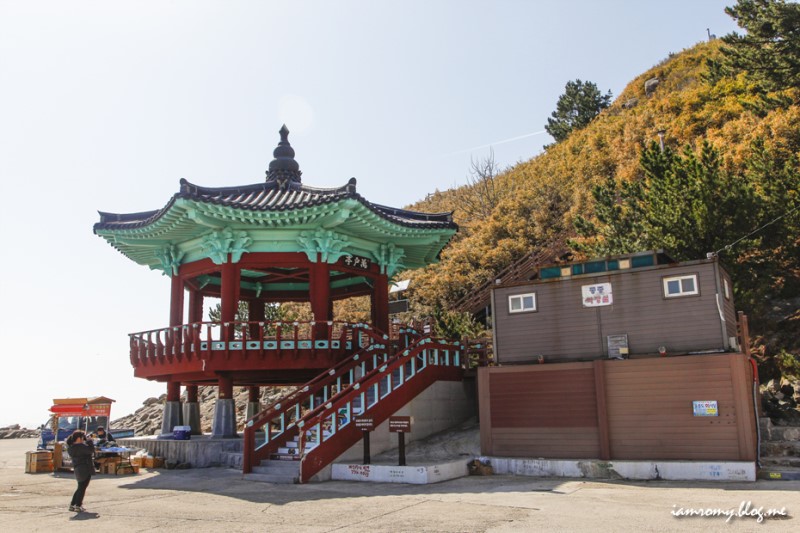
[243,329,464,483]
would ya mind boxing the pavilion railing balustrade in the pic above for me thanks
[128,320,391,367]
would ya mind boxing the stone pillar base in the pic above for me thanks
[211,399,237,438]
[160,401,183,436]
[183,402,202,435]
[246,401,261,422]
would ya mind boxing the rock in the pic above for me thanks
[0,425,39,439]
[766,379,781,393]
[622,97,638,109]
[644,77,660,96]
[112,385,296,435]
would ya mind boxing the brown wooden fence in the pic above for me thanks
[478,353,757,461]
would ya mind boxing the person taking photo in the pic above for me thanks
[66,430,94,512]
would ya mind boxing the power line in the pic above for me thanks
[713,203,800,256]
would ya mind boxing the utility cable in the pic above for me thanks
[713,203,800,256]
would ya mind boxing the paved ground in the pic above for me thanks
[1,439,798,532]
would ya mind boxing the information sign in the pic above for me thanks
[355,416,375,431]
[692,400,719,417]
[389,416,412,433]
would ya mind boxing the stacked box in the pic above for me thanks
[25,451,54,473]
[98,456,122,474]
[116,464,138,475]
[142,457,165,469]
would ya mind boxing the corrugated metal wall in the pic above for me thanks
[479,353,757,461]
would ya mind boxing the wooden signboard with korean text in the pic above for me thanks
[355,416,375,431]
[389,416,412,433]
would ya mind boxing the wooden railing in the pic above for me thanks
[127,321,387,367]
[462,336,494,367]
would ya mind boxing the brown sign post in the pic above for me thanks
[355,416,375,464]
[389,416,412,466]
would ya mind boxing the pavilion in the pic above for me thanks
[94,126,458,439]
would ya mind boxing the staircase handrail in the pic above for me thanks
[296,336,462,454]
[244,338,388,430]
[451,244,565,313]
[242,323,420,472]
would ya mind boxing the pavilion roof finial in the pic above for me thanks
[266,124,302,188]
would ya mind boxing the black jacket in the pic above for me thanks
[68,441,95,482]
[96,431,114,446]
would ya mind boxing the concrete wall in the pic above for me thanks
[117,436,243,468]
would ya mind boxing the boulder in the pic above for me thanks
[644,77,660,96]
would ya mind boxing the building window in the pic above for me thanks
[663,274,699,298]
[509,293,536,313]
[724,278,730,300]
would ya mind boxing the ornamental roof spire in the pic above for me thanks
[266,124,302,187]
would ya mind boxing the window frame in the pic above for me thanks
[508,292,537,314]
[662,273,700,299]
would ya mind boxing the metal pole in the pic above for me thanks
[362,431,371,465]
[398,433,406,466]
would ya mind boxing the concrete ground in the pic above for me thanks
[1,439,798,532]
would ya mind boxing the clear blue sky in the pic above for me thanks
[0,0,740,427]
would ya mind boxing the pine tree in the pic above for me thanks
[722,0,800,91]
[545,80,612,143]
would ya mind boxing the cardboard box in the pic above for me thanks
[25,451,54,473]
[53,443,63,470]
[143,457,165,469]
[116,464,137,475]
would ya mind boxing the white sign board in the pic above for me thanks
[692,400,719,417]
[581,283,613,307]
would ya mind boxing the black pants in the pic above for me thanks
[71,478,90,507]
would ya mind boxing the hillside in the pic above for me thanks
[405,39,799,376]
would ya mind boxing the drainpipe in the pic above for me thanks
[707,253,729,350]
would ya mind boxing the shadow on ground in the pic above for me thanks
[113,466,800,506]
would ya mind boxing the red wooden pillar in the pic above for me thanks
[371,273,390,334]
[220,260,240,341]
[186,385,198,403]
[167,381,181,402]
[248,300,265,339]
[247,386,259,403]
[161,380,184,434]
[188,290,204,323]
[218,375,233,400]
[183,384,201,435]
[245,385,261,421]
[309,261,331,339]
[169,275,185,327]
